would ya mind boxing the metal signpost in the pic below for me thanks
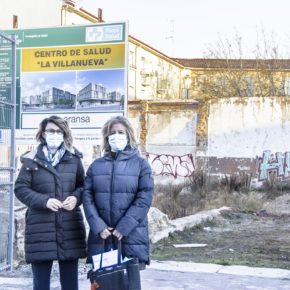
[0,32,16,271]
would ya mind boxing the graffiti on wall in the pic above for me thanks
[145,152,195,178]
[258,150,290,181]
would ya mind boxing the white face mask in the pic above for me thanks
[45,134,64,150]
[108,133,127,152]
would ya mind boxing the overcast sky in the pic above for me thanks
[80,0,290,59]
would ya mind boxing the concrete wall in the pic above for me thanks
[205,97,290,180]
[208,97,290,158]
[129,100,197,182]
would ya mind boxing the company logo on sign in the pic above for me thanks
[86,25,123,42]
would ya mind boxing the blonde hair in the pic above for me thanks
[36,115,73,150]
[102,116,137,153]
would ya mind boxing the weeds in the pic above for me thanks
[219,172,252,193]
[153,193,183,219]
[152,182,185,219]
[187,170,209,198]
[262,172,290,199]
[153,171,267,218]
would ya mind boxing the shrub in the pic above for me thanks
[219,172,252,193]
[187,170,209,198]
[153,193,184,219]
[153,182,185,219]
[261,172,290,199]
[153,171,267,219]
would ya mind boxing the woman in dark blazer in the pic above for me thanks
[14,115,86,290]
[83,115,154,290]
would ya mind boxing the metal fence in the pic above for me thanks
[0,32,16,271]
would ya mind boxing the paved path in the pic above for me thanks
[1,261,290,290]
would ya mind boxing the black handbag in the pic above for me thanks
[88,239,128,290]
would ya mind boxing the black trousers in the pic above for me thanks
[31,259,79,290]
[127,258,141,290]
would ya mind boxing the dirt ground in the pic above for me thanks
[151,203,290,270]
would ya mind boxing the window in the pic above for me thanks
[129,51,135,68]
[157,78,168,91]
[285,77,290,96]
[181,88,190,99]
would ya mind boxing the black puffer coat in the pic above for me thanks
[14,145,86,263]
[83,148,154,264]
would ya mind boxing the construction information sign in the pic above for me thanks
[3,22,128,145]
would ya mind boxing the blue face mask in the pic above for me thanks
[108,133,127,152]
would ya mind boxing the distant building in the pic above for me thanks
[77,83,107,107]
[42,87,75,108]
[30,95,42,106]
[108,91,122,102]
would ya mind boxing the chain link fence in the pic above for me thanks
[0,32,16,271]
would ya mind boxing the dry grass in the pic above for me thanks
[202,191,266,212]
[152,182,185,219]
[262,172,290,199]
[153,172,267,218]
[219,172,252,193]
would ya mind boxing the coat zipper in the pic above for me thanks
[109,159,116,226]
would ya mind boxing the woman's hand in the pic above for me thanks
[62,196,77,211]
[100,227,113,239]
[113,229,123,240]
[46,198,63,212]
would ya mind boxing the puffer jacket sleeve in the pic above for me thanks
[115,158,154,236]
[71,157,85,207]
[14,164,49,209]
[83,164,108,235]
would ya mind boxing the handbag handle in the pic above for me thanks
[100,236,123,268]
[117,238,122,266]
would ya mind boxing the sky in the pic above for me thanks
[79,0,290,59]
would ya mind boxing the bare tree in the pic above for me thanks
[193,29,289,100]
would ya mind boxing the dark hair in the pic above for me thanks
[102,116,137,153]
[35,115,73,149]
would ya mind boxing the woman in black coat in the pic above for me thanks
[83,116,154,290]
[14,115,86,290]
